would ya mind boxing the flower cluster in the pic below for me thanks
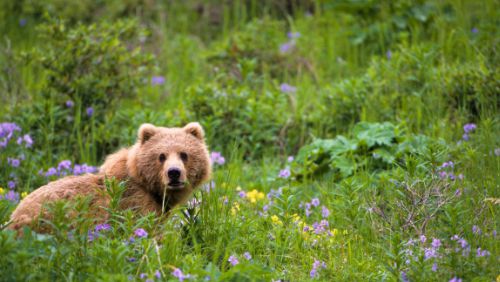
[300,198,324,217]
[0,122,23,148]
[462,123,476,141]
[39,160,98,178]
[277,155,295,179]
[227,252,252,268]
[0,187,20,203]
[87,223,111,241]
[280,83,297,94]
[228,255,239,266]
[279,31,300,54]
[138,270,163,282]
[151,75,166,86]
[210,151,225,166]
[171,268,191,281]
[310,259,326,279]
[437,161,463,181]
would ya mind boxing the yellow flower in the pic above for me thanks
[21,192,28,199]
[271,215,283,225]
[231,202,240,215]
[246,189,265,203]
[331,229,339,236]
[496,274,500,282]
[0,187,5,195]
[236,186,242,191]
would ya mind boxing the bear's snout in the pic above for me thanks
[167,167,181,181]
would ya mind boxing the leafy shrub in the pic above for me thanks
[293,122,435,179]
[207,18,307,81]
[14,19,154,163]
[184,83,292,158]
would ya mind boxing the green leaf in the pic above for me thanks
[353,122,396,148]
[372,148,395,164]
[331,156,356,178]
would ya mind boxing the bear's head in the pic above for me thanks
[126,122,211,203]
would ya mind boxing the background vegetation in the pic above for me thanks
[0,0,498,281]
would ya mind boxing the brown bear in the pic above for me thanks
[9,122,211,231]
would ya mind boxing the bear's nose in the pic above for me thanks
[167,168,181,181]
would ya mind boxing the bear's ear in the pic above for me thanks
[138,123,157,144]
[184,122,204,140]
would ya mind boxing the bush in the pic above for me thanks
[14,19,154,163]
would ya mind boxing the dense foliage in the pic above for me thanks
[0,0,498,281]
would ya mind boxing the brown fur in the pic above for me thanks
[9,122,211,231]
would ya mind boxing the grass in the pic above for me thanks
[0,0,499,281]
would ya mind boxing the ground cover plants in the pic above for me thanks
[0,0,498,281]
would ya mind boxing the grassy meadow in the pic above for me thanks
[0,1,499,281]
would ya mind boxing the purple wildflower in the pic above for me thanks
[441,161,454,168]
[431,238,441,249]
[95,223,111,232]
[243,252,252,260]
[432,262,438,272]
[449,277,462,282]
[420,235,427,243]
[127,257,136,262]
[401,271,409,282]
[472,225,481,235]
[280,83,297,93]
[471,27,478,33]
[463,123,476,133]
[19,18,27,27]
[134,228,148,238]
[424,248,437,260]
[8,181,16,189]
[87,230,96,241]
[238,191,246,198]
[278,167,291,179]
[210,152,225,165]
[8,158,20,168]
[321,206,330,218]
[458,238,468,249]
[462,133,469,141]
[155,270,161,279]
[287,32,301,39]
[311,198,320,207]
[279,41,295,53]
[4,190,19,203]
[386,50,392,59]
[439,171,447,179]
[66,100,74,108]
[23,134,33,147]
[86,107,94,117]
[57,160,72,171]
[172,268,190,281]
[45,167,58,177]
[287,156,294,162]
[140,273,147,279]
[228,255,239,266]
[263,204,269,212]
[151,76,165,86]
[476,247,490,257]
[310,259,326,279]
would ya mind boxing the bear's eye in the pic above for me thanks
[159,153,166,163]
[180,152,188,162]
